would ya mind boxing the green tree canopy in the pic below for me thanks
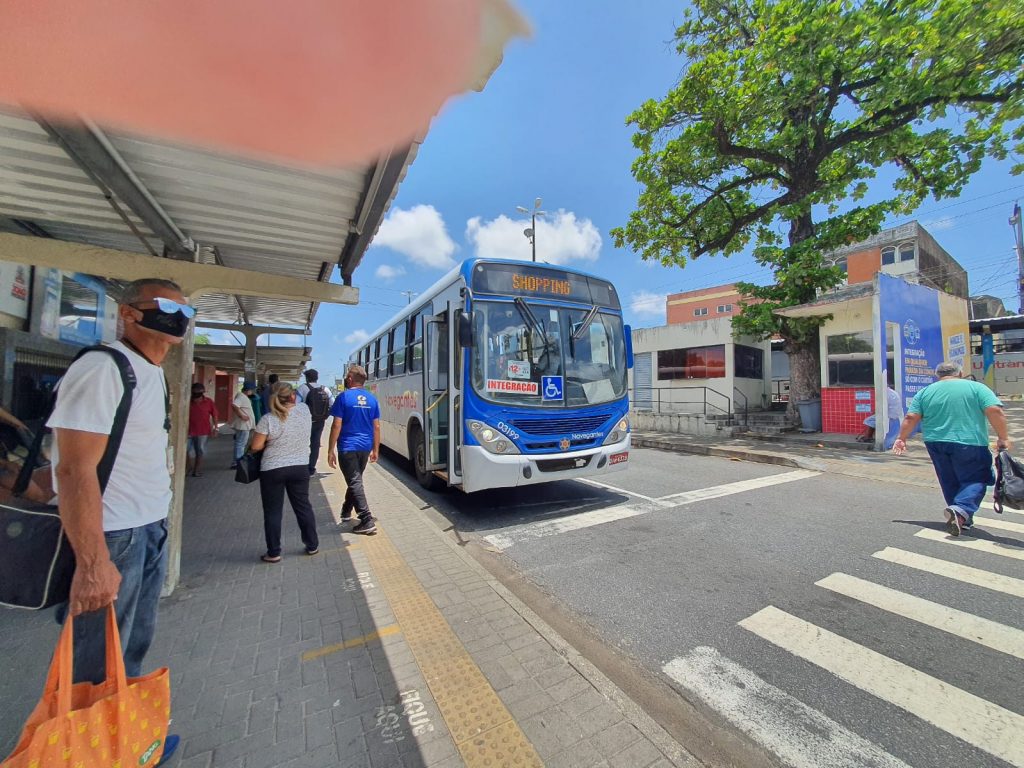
[613,0,1024,401]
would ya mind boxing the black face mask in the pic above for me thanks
[137,307,191,338]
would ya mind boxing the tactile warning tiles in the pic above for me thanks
[343,506,543,766]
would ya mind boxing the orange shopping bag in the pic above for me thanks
[2,605,171,767]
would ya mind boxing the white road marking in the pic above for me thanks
[816,572,1024,660]
[482,470,819,551]
[578,478,670,506]
[663,647,911,768]
[873,547,1024,599]
[740,606,1024,767]
[980,500,1024,516]
[915,528,1024,561]
[973,515,1024,534]
[656,469,819,503]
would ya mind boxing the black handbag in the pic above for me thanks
[993,449,1024,514]
[234,451,262,484]
[0,346,136,610]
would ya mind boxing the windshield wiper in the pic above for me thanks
[571,305,600,341]
[513,297,553,364]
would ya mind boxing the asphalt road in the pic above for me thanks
[376,446,1024,768]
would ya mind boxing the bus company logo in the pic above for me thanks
[385,392,418,411]
[903,319,921,346]
[559,438,571,451]
[571,432,603,442]
[486,379,539,395]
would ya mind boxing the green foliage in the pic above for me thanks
[194,333,211,345]
[613,0,1024,346]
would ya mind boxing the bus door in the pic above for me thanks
[421,303,462,487]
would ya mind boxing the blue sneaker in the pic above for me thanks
[156,734,180,766]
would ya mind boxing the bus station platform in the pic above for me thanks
[0,434,694,768]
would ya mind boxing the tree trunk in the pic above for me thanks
[785,211,822,423]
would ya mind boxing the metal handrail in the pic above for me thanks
[732,387,749,426]
[640,385,732,417]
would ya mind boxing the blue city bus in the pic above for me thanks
[352,258,633,492]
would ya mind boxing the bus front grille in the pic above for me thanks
[510,413,611,436]
[535,455,594,473]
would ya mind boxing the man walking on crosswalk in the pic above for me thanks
[892,361,1011,535]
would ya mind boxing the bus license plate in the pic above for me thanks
[609,451,629,465]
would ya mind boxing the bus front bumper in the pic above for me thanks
[460,435,631,493]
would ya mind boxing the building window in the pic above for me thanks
[657,345,726,379]
[881,246,896,266]
[693,307,708,317]
[717,304,733,313]
[826,331,873,387]
[898,242,915,262]
[734,344,764,379]
[834,257,848,275]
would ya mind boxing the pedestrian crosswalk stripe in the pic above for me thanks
[816,572,1024,660]
[740,606,1024,767]
[482,470,819,551]
[973,515,1024,534]
[916,528,1024,561]
[980,500,1024,516]
[873,547,1024,599]
[663,647,911,768]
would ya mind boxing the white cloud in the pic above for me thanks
[373,204,457,269]
[341,329,370,346]
[374,264,407,281]
[465,210,602,265]
[630,290,667,318]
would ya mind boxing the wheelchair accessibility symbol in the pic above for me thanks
[542,376,564,401]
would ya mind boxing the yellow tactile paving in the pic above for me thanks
[325,473,543,767]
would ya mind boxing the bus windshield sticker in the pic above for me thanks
[541,376,564,401]
[486,379,539,395]
[507,360,531,379]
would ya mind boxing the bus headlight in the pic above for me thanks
[603,416,629,445]
[467,420,521,455]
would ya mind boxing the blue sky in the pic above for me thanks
[299,0,1024,385]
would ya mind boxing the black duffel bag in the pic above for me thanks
[0,346,135,610]
[993,449,1024,515]
[234,451,262,484]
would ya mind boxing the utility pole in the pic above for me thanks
[516,198,546,262]
[401,290,417,304]
[1012,202,1024,313]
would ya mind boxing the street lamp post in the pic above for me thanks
[516,197,546,262]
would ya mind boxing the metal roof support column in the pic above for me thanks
[161,329,195,596]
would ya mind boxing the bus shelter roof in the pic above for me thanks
[193,344,312,379]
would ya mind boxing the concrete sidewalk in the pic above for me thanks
[0,435,695,768]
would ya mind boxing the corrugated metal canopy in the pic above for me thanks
[193,343,311,378]
[0,105,420,328]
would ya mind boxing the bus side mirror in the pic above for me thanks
[457,310,473,348]
[624,324,634,369]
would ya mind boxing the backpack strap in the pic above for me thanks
[12,345,136,497]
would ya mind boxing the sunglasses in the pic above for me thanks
[131,297,196,318]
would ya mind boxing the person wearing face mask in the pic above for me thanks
[249,382,320,562]
[186,382,218,477]
[46,278,193,765]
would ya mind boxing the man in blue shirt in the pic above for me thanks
[327,364,381,535]
[893,361,1011,535]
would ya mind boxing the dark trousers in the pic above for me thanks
[57,519,168,684]
[925,441,994,522]
[309,419,327,473]
[259,464,320,556]
[340,451,372,521]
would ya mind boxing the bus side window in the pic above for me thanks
[393,321,407,375]
[387,329,396,376]
[407,313,423,372]
[372,338,382,380]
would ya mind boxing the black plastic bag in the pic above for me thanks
[993,449,1024,514]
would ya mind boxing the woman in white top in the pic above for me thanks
[250,383,319,562]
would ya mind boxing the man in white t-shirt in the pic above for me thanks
[229,380,256,469]
[48,278,193,717]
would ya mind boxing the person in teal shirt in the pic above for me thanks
[893,361,1011,535]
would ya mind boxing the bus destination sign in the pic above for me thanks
[473,263,619,308]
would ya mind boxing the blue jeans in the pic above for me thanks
[57,519,169,684]
[925,441,995,522]
[233,428,251,462]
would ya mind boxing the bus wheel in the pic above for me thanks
[409,425,441,491]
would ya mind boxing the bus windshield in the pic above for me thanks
[471,300,628,407]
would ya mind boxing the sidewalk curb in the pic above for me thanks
[631,436,803,469]
[369,465,702,768]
